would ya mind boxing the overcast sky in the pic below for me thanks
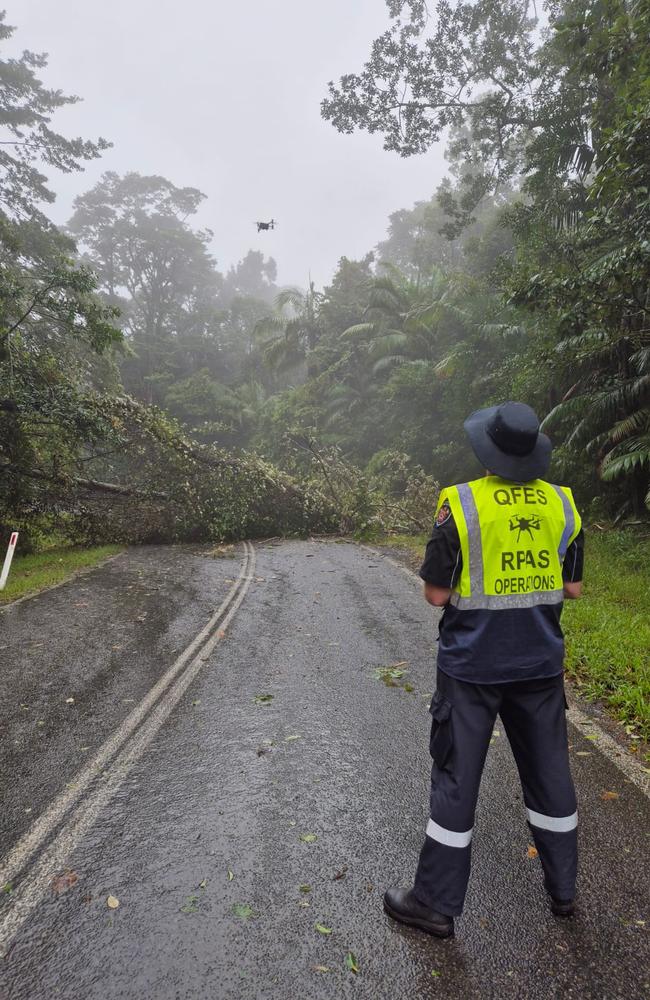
[7,0,448,289]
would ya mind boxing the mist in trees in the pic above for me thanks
[1,0,648,547]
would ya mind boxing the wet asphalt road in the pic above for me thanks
[0,539,648,1000]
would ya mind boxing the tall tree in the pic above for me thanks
[68,172,223,403]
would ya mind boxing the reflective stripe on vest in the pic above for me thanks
[442,477,581,611]
[550,484,576,559]
[456,483,484,596]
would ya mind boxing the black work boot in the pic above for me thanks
[544,879,576,917]
[383,887,454,938]
[549,895,575,917]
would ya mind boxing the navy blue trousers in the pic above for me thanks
[413,668,578,916]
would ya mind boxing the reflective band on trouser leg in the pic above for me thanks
[527,823,578,900]
[550,485,575,559]
[414,834,472,917]
[526,808,577,832]
[456,483,483,595]
[426,818,473,848]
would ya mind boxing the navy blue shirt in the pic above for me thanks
[419,500,584,684]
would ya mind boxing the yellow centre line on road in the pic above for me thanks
[0,541,256,955]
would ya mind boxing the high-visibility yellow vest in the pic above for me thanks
[438,476,582,610]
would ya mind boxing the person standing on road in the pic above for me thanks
[384,401,584,938]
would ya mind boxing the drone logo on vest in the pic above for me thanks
[508,514,542,543]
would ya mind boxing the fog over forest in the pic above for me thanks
[7,0,449,288]
[1,0,648,552]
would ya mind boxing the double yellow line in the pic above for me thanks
[0,540,256,954]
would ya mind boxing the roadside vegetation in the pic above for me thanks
[562,531,650,745]
[0,545,123,605]
[372,528,650,745]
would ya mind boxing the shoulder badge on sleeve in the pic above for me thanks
[435,501,452,528]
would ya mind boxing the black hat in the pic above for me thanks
[464,401,551,483]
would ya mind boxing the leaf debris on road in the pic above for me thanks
[51,870,78,894]
[345,951,359,974]
[181,894,200,914]
[373,662,409,688]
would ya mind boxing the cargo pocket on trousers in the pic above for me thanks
[429,691,453,771]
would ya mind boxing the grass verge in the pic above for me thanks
[367,528,650,743]
[0,545,124,605]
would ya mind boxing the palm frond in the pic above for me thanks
[252,315,287,342]
[553,142,595,179]
[274,287,305,313]
[339,322,377,341]
[607,408,650,445]
[371,355,409,375]
[477,322,525,340]
[368,333,409,358]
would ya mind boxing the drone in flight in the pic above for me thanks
[255,219,277,232]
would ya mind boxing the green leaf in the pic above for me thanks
[431,969,441,978]
[300,833,318,843]
[232,903,255,920]
[227,869,235,881]
[254,693,274,705]
[299,883,311,893]
[180,894,200,913]
[345,951,359,974]
[315,923,332,935]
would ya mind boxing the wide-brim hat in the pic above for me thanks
[464,401,551,483]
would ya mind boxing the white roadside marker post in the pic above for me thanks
[0,532,19,590]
